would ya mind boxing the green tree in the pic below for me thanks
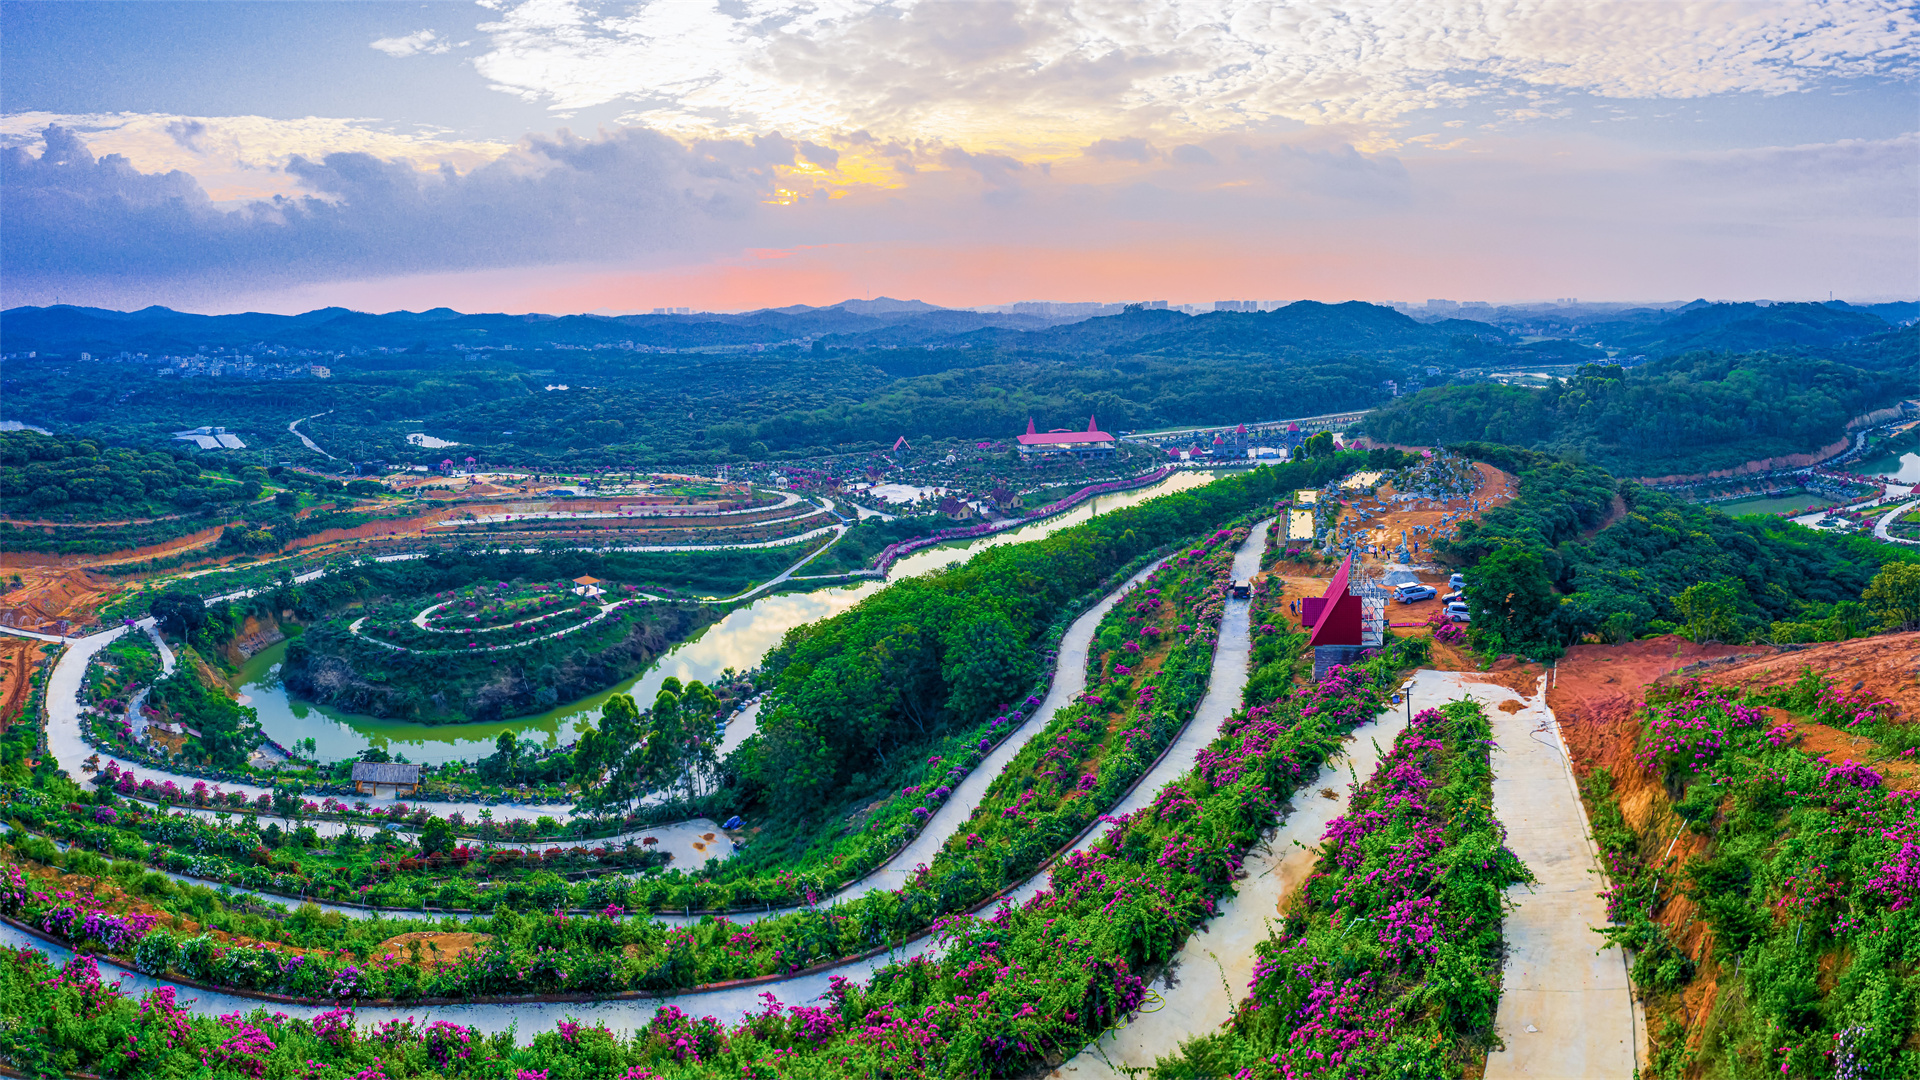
[1673,580,1742,644]
[149,591,206,637]
[417,816,454,857]
[1467,546,1556,649]
[575,693,649,812]
[1864,562,1920,631]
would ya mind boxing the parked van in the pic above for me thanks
[1445,601,1471,623]
[1394,584,1437,604]
[1448,573,1466,590]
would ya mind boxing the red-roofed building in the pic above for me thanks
[1015,415,1116,460]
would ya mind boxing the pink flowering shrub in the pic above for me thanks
[1170,700,1531,1075]
[1581,672,1920,1079]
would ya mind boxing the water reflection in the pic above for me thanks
[241,469,1230,762]
[1857,450,1920,484]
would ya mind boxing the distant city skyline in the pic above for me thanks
[3,1,1916,314]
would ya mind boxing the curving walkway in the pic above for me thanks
[1047,671,1420,1078]
[1051,669,1639,1078]
[1873,497,1920,544]
[33,525,1256,925]
[0,522,1285,1039]
[783,548,1185,908]
[1006,518,1269,907]
[453,489,806,524]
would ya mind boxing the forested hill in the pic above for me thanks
[3,299,1518,361]
[1586,301,1896,357]
[1362,345,1918,478]
[1434,441,1920,658]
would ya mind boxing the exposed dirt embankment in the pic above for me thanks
[1548,635,1775,784]
[0,638,46,727]
[0,566,119,632]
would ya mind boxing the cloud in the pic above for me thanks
[1084,137,1157,162]
[0,112,515,202]
[467,0,1920,152]
[5,120,1913,311]
[164,119,208,152]
[1,123,807,304]
[371,30,465,58]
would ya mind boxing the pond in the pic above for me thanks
[1855,449,1920,484]
[238,469,1233,762]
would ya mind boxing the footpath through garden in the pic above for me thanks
[0,523,1280,1037]
[1050,668,1640,1078]
[765,547,1190,911]
[37,619,734,868]
[22,524,1258,928]
[1480,671,1642,1077]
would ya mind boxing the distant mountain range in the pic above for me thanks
[2,296,1909,363]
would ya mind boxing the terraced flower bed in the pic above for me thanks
[418,582,585,632]
[1160,699,1532,1078]
[1580,677,1920,1079]
[0,639,1428,1078]
[353,583,624,653]
[0,531,1251,977]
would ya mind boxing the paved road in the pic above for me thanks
[822,551,1180,907]
[287,411,335,459]
[454,489,805,524]
[0,524,1285,1036]
[1052,668,1640,1078]
[1873,498,1920,544]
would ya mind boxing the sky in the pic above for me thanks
[2,0,1916,314]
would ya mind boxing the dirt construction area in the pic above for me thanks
[0,566,121,634]
[1335,461,1518,564]
[1258,459,1518,671]
[0,636,48,726]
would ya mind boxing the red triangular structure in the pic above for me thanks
[1301,555,1364,647]
[1087,414,1099,432]
[1026,418,1037,436]
[892,435,910,451]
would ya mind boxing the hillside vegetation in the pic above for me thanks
[1364,349,1915,477]
[1439,443,1920,657]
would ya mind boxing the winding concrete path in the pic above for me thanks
[1051,669,1640,1078]
[31,526,1251,926]
[1047,671,1421,1078]
[1006,518,1271,907]
[287,411,335,460]
[1479,672,1642,1077]
[824,551,1182,906]
[453,489,805,524]
[1873,497,1920,544]
[0,523,1285,1040]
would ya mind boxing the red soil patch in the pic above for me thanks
[1672,632,1920,723]
[1337,462,1518,560]
[0,566,122,632]
[0,638,43,727]
[374,931,491,969]
[1581,493,1630,541]
[1548,635,1774,784]
[1496,699,1526,714]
